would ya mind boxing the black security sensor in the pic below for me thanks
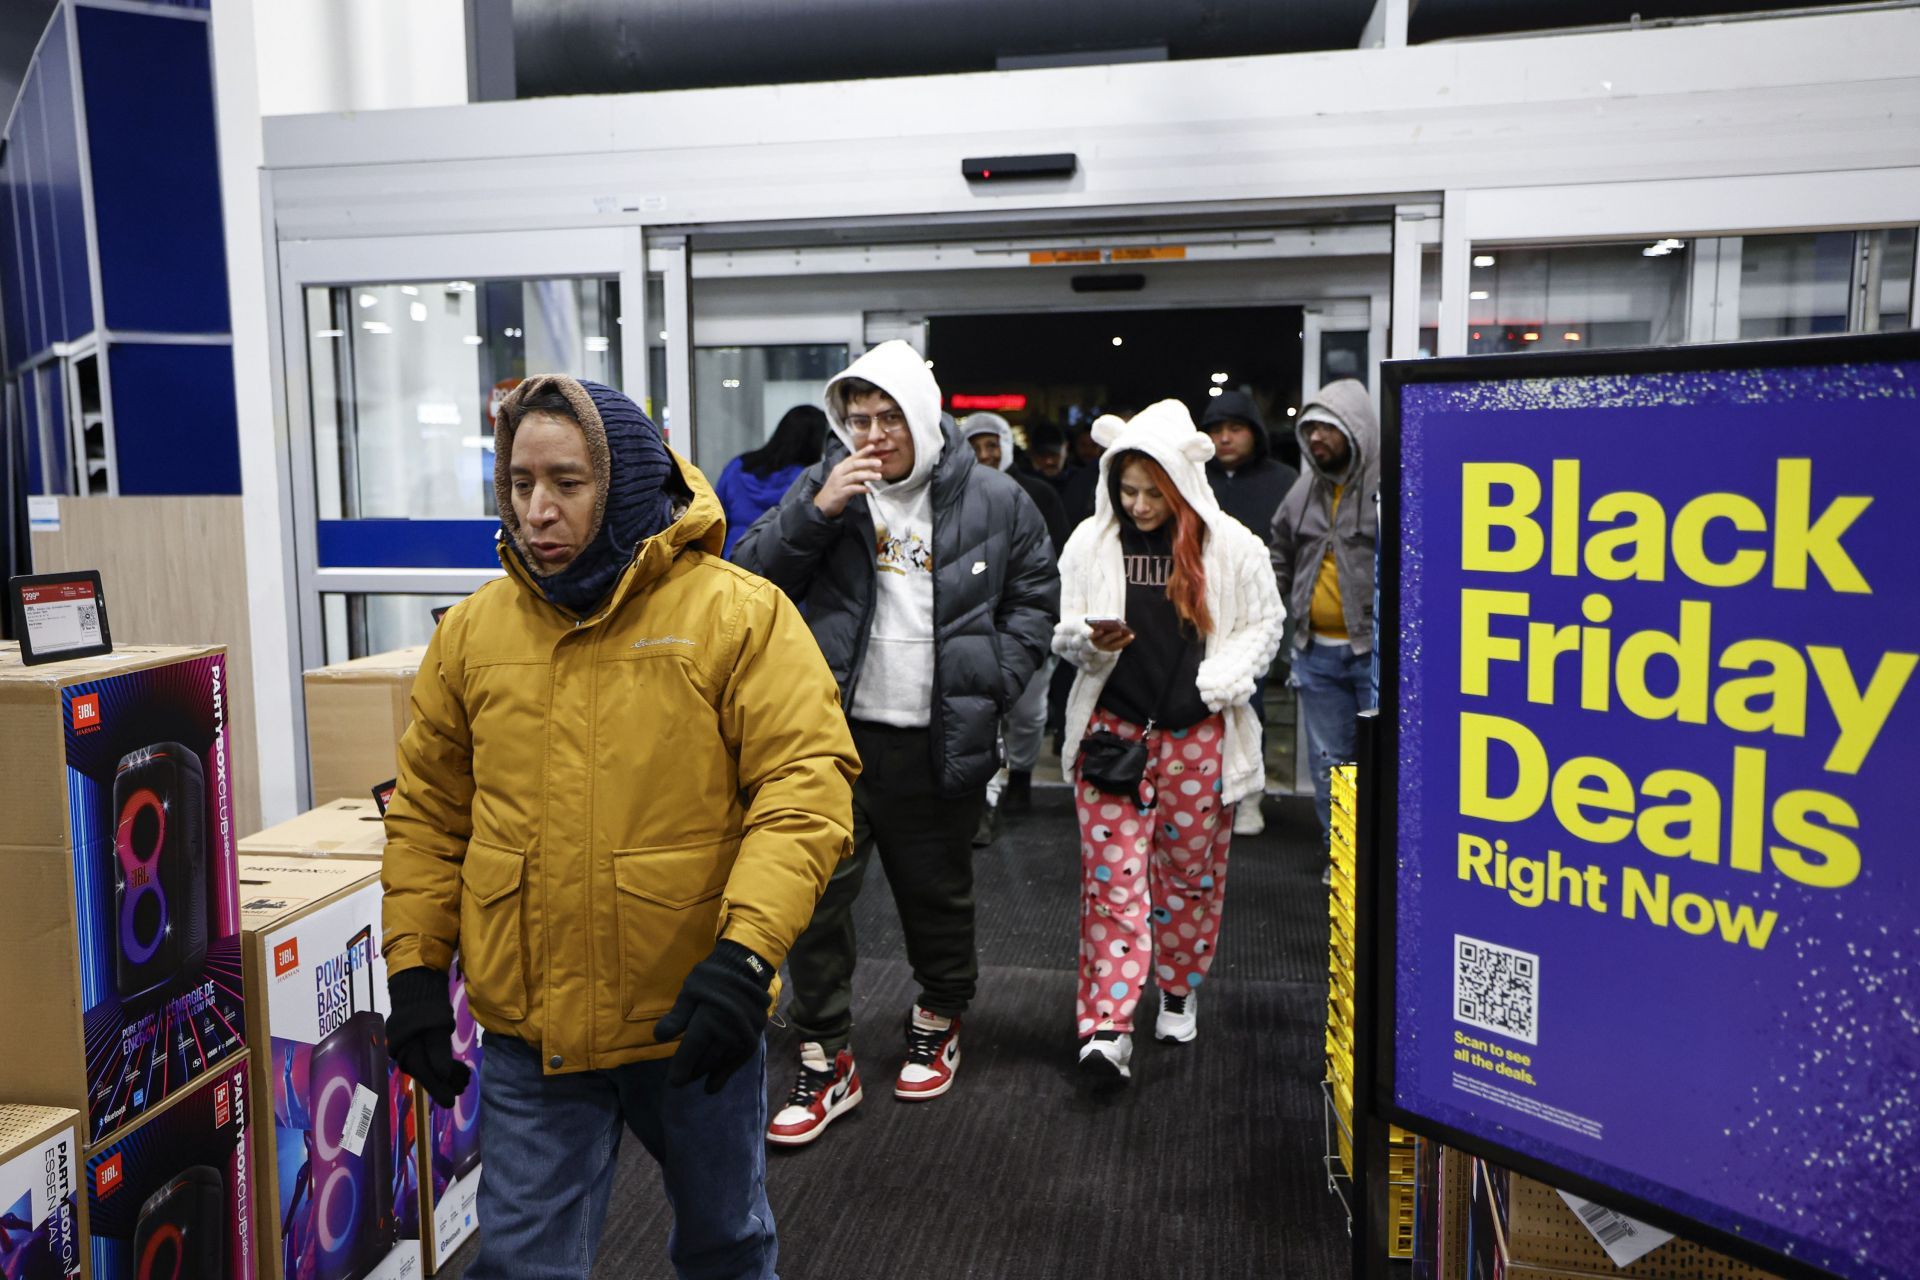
[963,153,1078,182]
[1071,274,1146,293]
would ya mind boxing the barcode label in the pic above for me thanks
[1452,934,1540,1045]
[1556,1191,1674,1268]
[342,1084,380,1158]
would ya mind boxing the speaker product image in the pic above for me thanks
[441,974,481,1182]
[130,1166,222,1280]
[110,744,207,1006]
[307,928,395,1280]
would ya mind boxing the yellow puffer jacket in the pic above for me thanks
[380,453,858,1073]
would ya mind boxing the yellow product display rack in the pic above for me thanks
[1322,761,1416,1258]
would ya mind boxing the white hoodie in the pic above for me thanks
[824,340,946,728]
[1051,400,1287,806]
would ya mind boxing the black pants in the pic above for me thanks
[784,721,985,1054]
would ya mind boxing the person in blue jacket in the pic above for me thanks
[716,404,828,558]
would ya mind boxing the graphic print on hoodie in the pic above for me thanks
[825,340,947,728]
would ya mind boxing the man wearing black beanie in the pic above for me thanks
[381,374,857,1279]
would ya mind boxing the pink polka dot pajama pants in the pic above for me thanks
[1074,708,1234,1038]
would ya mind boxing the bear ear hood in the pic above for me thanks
[1089,399,1224,527]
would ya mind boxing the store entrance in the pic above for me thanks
[929,302,1312,794]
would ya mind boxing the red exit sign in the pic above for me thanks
[950,393,1028,412]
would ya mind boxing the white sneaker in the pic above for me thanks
[1154,989,1198,1043]
[1233,801,1265,836]
[1077,1031,1133,1081]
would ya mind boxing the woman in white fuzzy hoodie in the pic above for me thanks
[1052,400,1286,1082]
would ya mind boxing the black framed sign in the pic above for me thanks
[1375,332,1918,1280]
[10,570,113,665]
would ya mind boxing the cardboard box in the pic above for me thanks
[84,1055,255,1280]
[240,799,389,861]
[415,958,482,1273]
[238,857,424,1280]
[1502,1171,1779,1280]
[0,643,246,1146]
[304,648,424,805]
[0,1105,82,1279]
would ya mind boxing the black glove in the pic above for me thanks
[654,940,774,1094]
[386,966,472,1108]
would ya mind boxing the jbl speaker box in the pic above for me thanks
[0,644,246,1147]
[239,858,423,1280]
[84,1055,254,1280]
[0,1106,81,1280]
[414,959,481,1273]
[303,649,424,806]
[240,799,389,861]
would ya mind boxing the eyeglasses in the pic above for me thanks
[847,410,909,438]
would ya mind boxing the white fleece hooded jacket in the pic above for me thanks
[824,340,945,727]
[1052,400,1288,806]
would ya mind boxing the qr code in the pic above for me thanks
[1453,934,1540,1045]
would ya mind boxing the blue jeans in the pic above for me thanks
[1291,641,1377,848]
[469,1033,776,1280]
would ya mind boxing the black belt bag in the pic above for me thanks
[1077,649,1183,797]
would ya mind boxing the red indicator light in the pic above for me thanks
[951,393,1029,412]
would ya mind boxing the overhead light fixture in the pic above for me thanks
[924,360,935,369]
[658,330,669,341]
[358,293,378,308]
[1473,255,1496,268]
[409,302,428,323]
[1642,238,1685,258]
[722,378,740,389]
[585,336,610,352]
[361,321,391,334]
[1469,290,1489,301]
[1563,331,1582,342]
[447,281,476,292]
[313,329,344,339]
[1210,372,1229,384]
[460,435,494,449]
[400,285,419,296]
[416,402,462,426]
[1522,331,1541,342]
[1286,407,1298,417]
[462,335,483,345]
[1110,336,1123,347]
[1207,387,1223,397]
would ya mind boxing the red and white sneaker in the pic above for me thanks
[895,1006,961,1101]
[766,1041,862,1147]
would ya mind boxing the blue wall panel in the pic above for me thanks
[107,342,239,494]
[0,166,29,372]
[12,68,50,361]
[316,520,502,570]
[77,6,228,334]
[37,13,94,345]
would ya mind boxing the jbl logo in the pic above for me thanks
[70,693,101,733]
[95,1154,124,1198]
[274,939,300,978]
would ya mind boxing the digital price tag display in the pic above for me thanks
[371,778,398,815]
[9,570,113,665]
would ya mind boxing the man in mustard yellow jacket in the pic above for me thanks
[380,375,857,1280]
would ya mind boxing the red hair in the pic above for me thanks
[1109,451,1212,636]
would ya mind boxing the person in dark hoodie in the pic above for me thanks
[382,375,858,1278]
[715,403,827,559]
[1201,390,1300,836]
[735,340,1058,1146]
[1269,378,1380,867]
[962,411,1066,844]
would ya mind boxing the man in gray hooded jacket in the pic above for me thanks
[1269,378,1380,855]
[735,341,1057,1146]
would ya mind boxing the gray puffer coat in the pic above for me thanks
[734,416,1059,796]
